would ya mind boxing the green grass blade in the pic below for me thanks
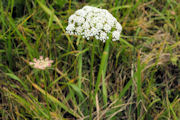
[8,16,34,58]
[109,5,131,12]
[119,37,134,49]
[69,84,83,98]
[94,35,111,96]
[119,79,133,99]
[29,79,80,118]
[36,0,75,50]
[6,73,29,91]
[136,54,143,118]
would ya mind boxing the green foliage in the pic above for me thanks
[54,0,67,8]
[0,0,179,120]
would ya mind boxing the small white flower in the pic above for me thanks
[76,26,83,35]
[104,24,111,32]
[96,22,103,30]
[75,9,86,17]
[112,31,120,41]
[68,15,76,24]
[82,21,90,29]
[100,31,107,42]
[91,27,98,36]
[66,6,122,42]
[116,23,122,31]
[66,24,75,32]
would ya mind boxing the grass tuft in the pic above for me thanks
[0,0,179,119]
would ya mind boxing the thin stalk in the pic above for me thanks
[102,70,107,105]
[6,36,13,69]
[78,36,82,89]
[42,71,51,120]
[10,0,14,16]
[102,41,109,105]
[68,0,71,11]
[136,53,142,119]
[94,35,111,97]
[89,39,95,120]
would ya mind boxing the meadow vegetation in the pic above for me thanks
[0,0,180,119]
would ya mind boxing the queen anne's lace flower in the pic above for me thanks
[66,6,122,42]
[29,56,53,70]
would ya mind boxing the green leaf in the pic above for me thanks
[6,73,28,90]
[70,84,84,98]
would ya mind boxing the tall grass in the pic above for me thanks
[0,0,180,120]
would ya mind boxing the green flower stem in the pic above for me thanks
[89,38,96,120]
[102,68,107,105]
[78,36,83,89]
[94,35,111,98]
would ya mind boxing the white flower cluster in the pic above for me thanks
[66,6,122,42]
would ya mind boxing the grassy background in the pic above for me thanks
[0,0,180,119]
